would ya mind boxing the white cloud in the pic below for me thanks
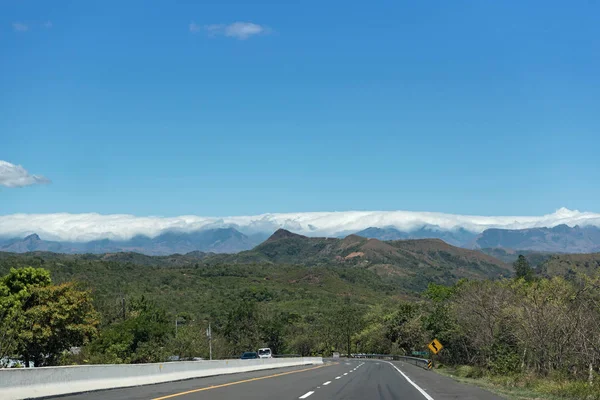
[189,22,201,33]
[200,22,269,40]
[12,22,29,32]
[0,160,50,188]
[224,22,266,39]
[1,208,599,242]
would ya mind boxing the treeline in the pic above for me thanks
[433,256,600,379]
[0,266,367,365]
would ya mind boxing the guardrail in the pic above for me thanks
[391,355,431,369]
[0,357,323,400]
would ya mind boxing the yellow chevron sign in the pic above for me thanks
[428,338,443,355]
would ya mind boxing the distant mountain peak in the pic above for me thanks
[24,233,41,241]
[266,229,307,242]
[551,224,572,233]
[340,234,365,247]
[472,225,600,253]
[344,234,364,241]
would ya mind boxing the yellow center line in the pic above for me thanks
[151,363,334,400]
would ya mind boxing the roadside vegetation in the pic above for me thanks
[1,253,598,399]
[429,256,600,399]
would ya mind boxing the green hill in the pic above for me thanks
[0,251,404,322]
[537,252,600,277]
[478,248,554,266]
[0,230,517,319]
[211,229,512,291]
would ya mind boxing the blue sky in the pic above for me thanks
[2,0,599,217]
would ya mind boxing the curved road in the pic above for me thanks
[54,359,502,400]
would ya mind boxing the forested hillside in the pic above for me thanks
[538,252,600,277]
[210,229,512,291]
[1,251,599,399]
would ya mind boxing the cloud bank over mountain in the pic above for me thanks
[1,208,600,242]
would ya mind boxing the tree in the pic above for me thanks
[0,267,99,367]
[384,302,427,354]
[1,267,52,364]
[169,323,208,360]
[451,280,516,367]
[511,276,589,375]
[223,301,260,355]
[16,282,99,367]
[354,305,393,355]
[259,311,290,355]
[0,280,21,363]
[87,296,171,364]
[514,255,534,282]
[330,298,364,356]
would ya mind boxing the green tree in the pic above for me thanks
[87,296,171,364]
[169,323,207,360]
[354,305,393,355]
[385,302,426,354]
[259,311,290,355]
[0,279,21,363]
[0,267,99,367]
[330,298,364,356]
[223,301,260,355]
[16,282,99,367]
[1,267,54,363]
[514,255,534,282]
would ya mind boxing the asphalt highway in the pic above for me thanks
[53,359,502,400]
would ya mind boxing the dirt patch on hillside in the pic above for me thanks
[345,251,365,260]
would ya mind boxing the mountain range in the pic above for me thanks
[470,224,600,253]
[0,229,267,256]
[2,224,600,255]
[204,229,513,290]
[0,229,514,293]
[353,226,476,246]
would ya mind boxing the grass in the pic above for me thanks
[436,366,600,400]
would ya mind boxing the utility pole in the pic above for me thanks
[175,318,179,337]
[347,333,351,359]
[121,296,126,320]
[206,322,212,361]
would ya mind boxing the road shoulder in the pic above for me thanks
[389,361,504,400]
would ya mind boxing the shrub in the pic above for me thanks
[456,365,484,378]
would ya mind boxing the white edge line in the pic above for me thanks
[335,376,341,379]
[323,381,331,385]
[386,361,434,400]
[299,391,315,399]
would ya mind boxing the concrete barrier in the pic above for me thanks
[0,357,323,400]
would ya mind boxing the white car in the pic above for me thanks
[258,348,272,358]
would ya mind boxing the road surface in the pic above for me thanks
[53,359,502,400]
